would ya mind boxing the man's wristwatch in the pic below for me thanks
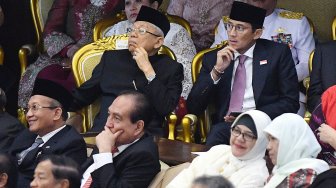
[146,73,156,83]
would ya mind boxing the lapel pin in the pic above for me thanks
[260,60,268,65]
[45,146,50,149]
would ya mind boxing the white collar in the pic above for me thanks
[39,125,66,145]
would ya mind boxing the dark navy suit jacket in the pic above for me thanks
[187,39,299,122]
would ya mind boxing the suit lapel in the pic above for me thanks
[40,125,70,152]
[252,40,269,103]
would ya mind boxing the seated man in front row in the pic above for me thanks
[187,1,299,146]
[70,6,183,136]
[81,90,160,188]
[9,78,87,187]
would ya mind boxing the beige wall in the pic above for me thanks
[277,0,336,42]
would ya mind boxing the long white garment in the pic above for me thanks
[263,113,329,188]
[104,20,196,99]
[167,110,271,188]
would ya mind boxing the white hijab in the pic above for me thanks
[207,110,271,178]
[264,113,329,188]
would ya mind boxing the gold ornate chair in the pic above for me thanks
[72,34,177,133]
[179,41,228,143]
[332,16,336,40]
[303,50,314,123]
[93,11,192,41]
[18,0,54,76]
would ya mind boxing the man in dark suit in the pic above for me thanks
[307,41,336,112]
[0,88,24,153]
[70,6,183,136]
[9,78,87,187]
[187,1,299,146]
[81,90,160,188]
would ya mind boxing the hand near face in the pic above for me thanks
[132,47,155,78]
[318,123,336,145]
[215,46,237,72]
[96,126,123,153]
[224,115,236,123]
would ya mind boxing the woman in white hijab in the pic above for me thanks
[167,110,271,188]
[264,113,329,188]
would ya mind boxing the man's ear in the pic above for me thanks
[134,120,145,136]
[53,107,63,121]
[59,179,70,188]
[253,28,263,40]
[0,173,8,188]
[153,37,164,49]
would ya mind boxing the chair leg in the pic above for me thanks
[167,114,177,140]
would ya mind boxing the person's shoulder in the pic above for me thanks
[128,134,158,154]
[0,112,25,128]
[275,8,306,21]
[257,38,288,49]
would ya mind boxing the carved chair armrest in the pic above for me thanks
[18,44,37,76]
[181,114,198,143]
[167,113,178,140]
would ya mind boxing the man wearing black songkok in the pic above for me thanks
[187,1,299,146]
[9,78,86,188]
[70,6,183,136]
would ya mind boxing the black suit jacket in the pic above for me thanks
[0,112,25,153]
[307,41,336,112]
[187,39,299,121]
[71,49,183,133]
[81,134,160,188]
[9,125,87,187]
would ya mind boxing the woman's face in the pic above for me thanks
[266,134,279,165]
[230,125,257,157]
[125,0,155,23]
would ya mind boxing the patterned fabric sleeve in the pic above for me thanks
[167,24,196,99]
[278,169,317,188]
[42,0,75,57]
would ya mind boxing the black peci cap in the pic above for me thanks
[135,6,170,36]
[230,1,267,28]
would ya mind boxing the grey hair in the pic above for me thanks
[148,22,164,37]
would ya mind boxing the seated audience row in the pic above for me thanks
[168,112,329,188]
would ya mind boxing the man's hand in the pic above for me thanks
[318,123,336,146]
[224,115,236,123]
[211,46,237,80]
[96,126,123,153]
[132,47,155,78]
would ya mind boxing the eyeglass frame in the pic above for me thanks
[224,22,252,33]
[126,27,161,37]
[23,104,60,114]
[231,126,257,142]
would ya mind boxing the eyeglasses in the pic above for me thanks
[231,126,256,142]
[225,23,250,33]
[23,104,59,114]
[126,27,161,37]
